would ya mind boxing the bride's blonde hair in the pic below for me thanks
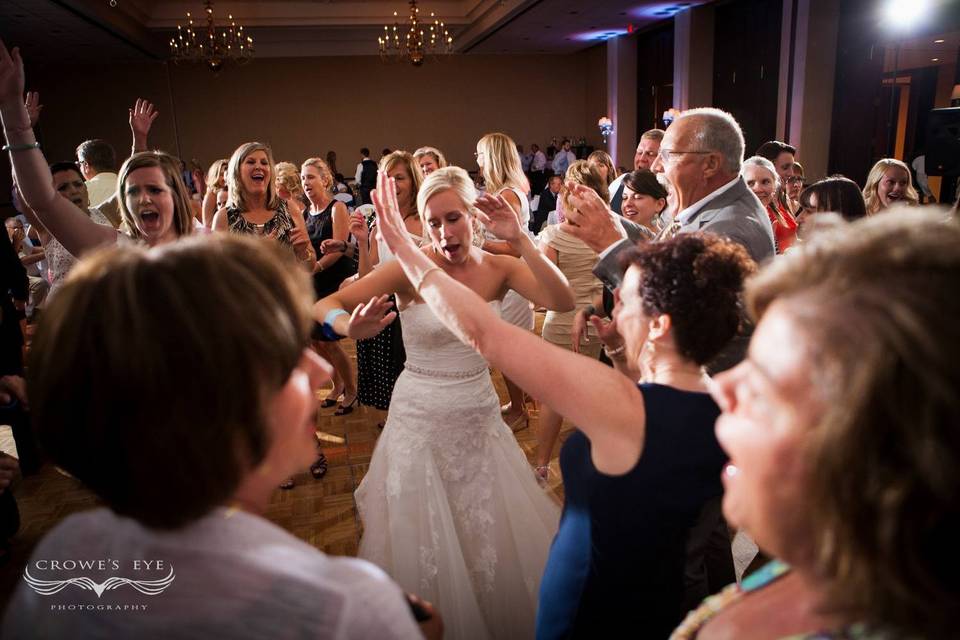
[416,166,485,247]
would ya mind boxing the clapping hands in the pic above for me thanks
[349,211,368,244]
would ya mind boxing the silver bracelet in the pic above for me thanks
[414,266,443,295]
[2,142,40,152]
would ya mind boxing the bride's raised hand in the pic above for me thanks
[0,40,26,111]
[346,295,397,339]
[372,170,418,258]
[474,193,522,244]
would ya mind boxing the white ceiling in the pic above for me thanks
[0,0,708,61]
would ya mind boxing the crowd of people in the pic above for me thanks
[1,37,959,640]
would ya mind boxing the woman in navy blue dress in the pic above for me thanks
[370,183,756,639]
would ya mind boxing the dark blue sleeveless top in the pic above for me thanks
[536,383,726,640]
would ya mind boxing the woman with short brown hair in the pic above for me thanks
[4,234,433,639]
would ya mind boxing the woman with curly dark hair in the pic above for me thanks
[373,189,757,639]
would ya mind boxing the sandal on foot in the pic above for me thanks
[279,478,295,490]
[535,465,550,483]
[334,396,359,416]
[310,452,328,479]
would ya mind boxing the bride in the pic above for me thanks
[314,167,574,640]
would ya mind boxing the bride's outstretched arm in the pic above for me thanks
[474,193,574,312]
[375,172,646,470]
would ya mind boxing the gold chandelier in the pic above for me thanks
[169,1,254,72]
[378,0,453,66]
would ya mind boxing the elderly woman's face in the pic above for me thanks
[744,164,777,208]
[711,301,820,560]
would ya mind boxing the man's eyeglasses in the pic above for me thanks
[657,148,711,164]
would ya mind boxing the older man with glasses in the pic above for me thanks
[563,108,775,294]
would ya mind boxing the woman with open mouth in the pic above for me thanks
[862,158,919,216]
[315,167,574,640]
[213,142,326,490]
[0,47,196,260]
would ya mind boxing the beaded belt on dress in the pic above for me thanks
[404,363,488,379]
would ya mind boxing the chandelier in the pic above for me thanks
[169,1,254,72]
[378,0,453,66]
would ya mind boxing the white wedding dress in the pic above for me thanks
[356,301,560,640]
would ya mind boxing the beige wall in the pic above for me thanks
[4,48,606,205]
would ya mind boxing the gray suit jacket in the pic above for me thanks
[593,176,775,291]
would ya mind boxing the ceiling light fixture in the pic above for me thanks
[169,1,253,73]
[378,0,453,67]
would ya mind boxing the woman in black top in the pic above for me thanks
[301,158,358,415]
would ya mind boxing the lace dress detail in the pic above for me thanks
[356,301,560,640]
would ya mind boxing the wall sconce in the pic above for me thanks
[663,108,681,127]
[598,117,614,145]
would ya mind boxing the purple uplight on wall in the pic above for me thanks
[572,29,629,43]
[628,2,703,20]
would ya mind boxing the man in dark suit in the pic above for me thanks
[355,148,378,205]
[609,129,664,215]
[529,175,562,234]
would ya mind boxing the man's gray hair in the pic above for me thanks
[677,108,744,173]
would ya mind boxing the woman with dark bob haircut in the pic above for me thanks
[371,180,757,639]
[672,207,960,638]
[797,175,867,224]
[2,235,436,640]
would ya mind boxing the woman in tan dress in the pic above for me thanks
[534,160,607,480]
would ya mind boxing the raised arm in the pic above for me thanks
[0,45,117,256]
[129,98,158,155]
[481,190,524,257]
[475,193,574,312]
[376,174,646,472]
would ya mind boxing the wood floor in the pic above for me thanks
[0,329,573,606]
